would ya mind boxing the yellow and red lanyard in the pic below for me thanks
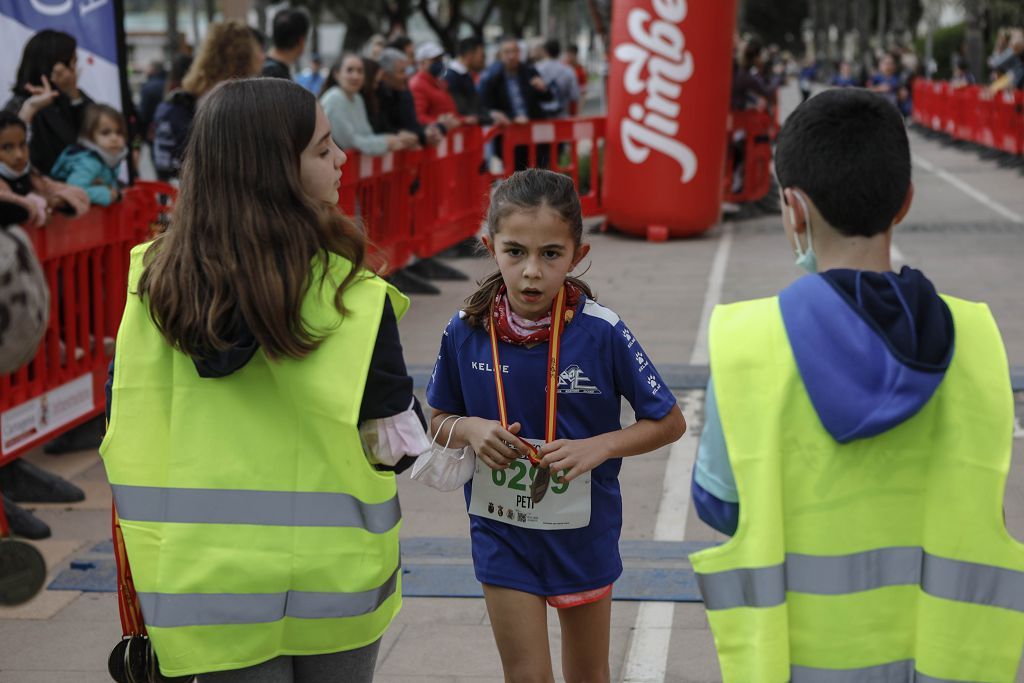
[488,286,567,465]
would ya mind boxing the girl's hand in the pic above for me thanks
[461,418,524,471]
[538,438,609,483]
[19,76,59,122]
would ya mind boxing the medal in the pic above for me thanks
[489,286,567,504]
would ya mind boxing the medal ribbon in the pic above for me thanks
[489,285,566,465]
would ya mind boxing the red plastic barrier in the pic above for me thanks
[603,0,739,238]
[338,149,417,274]
[0,183,173,463]
[722,109,776,204]
[915,80,1023,158]
[411,125,490,258]
[994,89,1024,156]
[973,88,997,148]
[485,117,606,218]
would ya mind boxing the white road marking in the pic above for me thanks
[623,224,733,683]
[911,153,1024,224]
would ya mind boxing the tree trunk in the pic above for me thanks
[963,0,986,83]
[876,0,887,48]
[342,11,377,51]
[204,0,215,22]
[166,0,180,59]
[254,0,270,35]
[890,0,910,45]
[309,0,322,54]
[852,0,872,76]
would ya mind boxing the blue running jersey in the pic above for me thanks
[426,296,677,595]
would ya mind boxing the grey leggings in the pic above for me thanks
[196,639,381,683]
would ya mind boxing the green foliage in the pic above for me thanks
[742,0,809,50]
[915,22,964,79]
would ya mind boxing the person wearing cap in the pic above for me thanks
[409,42,464,130]
[295,53,325,94]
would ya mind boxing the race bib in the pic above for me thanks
[468,438,592,530]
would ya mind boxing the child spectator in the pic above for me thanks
[50,104,127,206]
[0,111,88,224]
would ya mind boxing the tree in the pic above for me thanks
[417,0,501,54]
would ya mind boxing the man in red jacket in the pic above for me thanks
[409,42,462,131]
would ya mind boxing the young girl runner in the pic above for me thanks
[426,169,686,682]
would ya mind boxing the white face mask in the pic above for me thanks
[79,138,128,169]
[790,191,817,274]
[0,160,30,181]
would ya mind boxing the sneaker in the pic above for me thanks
[1,495,51,540]
[0,459,85,504]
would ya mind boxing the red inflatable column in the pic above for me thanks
[604,0,738,238]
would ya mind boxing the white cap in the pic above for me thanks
[415,41,445,62]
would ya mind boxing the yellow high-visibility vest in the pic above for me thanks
[101,243,409,676]
[691,294,1024,682]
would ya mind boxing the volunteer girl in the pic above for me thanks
[426,169,686,682]
[101,78,427,682]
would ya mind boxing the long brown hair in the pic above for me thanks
[318,52,360,99]
[181,21,261,96]
[463,169,593,328]
[138,78,367,360]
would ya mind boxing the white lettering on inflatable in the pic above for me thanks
[81,0,110,17]
[29,0,73,15]
[613,1,698,183]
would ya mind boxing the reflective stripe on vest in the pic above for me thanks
[791,661,960,682]
[138,568,399,628]
[698,546,1024,612]
[111,484,401,533]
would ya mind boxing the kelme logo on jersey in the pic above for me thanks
[557,364,602,394]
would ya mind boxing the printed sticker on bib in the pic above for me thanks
[469,438,592,529]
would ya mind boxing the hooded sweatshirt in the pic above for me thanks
[692,267,954,536]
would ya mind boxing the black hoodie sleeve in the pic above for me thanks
[361,297,425,475]
[360,296,424,424]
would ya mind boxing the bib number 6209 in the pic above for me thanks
[492,460,569,494]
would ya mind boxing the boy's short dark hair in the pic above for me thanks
[544,39,562,59]
[387,36,413,52]
[0,111,27,134]
[457,36,482,56]
[271,9,309,50]
[775,89,911,238]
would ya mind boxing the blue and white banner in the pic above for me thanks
[0,0,128,114]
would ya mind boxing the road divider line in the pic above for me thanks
[623,223,733,683]
[912,153,1023,224]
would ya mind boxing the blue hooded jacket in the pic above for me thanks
[50,144,119,206]
[692,267,955,535]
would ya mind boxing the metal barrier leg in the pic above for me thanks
[406,257,470,281]
[386,268,442,295]
[1,493,51,539]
